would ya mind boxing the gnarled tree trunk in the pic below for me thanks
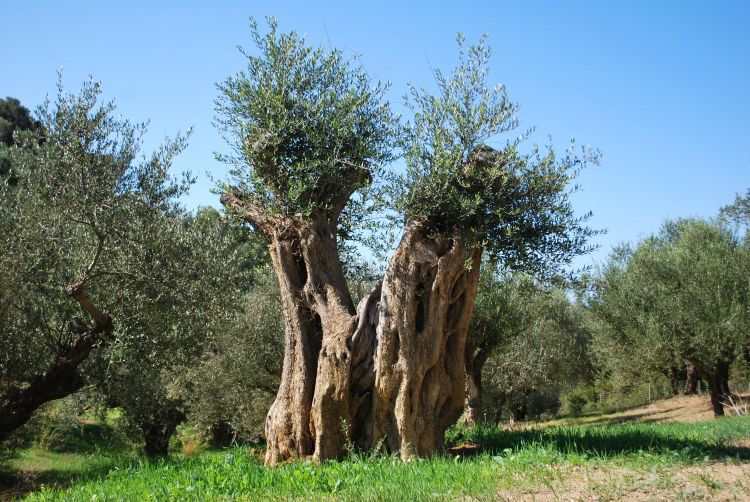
[370,222,481,459]
[0,285,111,443]
[262,219,357,464]
[223,193,483,464]
[222,194,360,464]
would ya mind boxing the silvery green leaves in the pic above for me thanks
[215,17,398,221]
[0,77,194,440]
[400,35,600,279]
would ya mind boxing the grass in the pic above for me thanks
[446,417,750,460]
[6,415,749,501]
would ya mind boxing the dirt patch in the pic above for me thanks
[621,395,717,424]
[536,394,750,429]
[497,462,750,501]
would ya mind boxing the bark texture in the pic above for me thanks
[371,222,482,459]
[223,193,482,463]
[222,193,359,464]
[0,285,111,443]
[263,220,356,464]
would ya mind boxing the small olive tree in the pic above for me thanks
[183,265,284,445]
[468,271,592,424]
[83,208,254,456]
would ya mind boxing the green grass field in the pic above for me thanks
[3,413,749,501]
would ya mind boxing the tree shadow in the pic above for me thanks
[0,458,121,501]
[567,407,683,426]
[0,443,239,500]
[449,420,750,460]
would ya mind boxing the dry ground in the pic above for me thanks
[497,462,750,501]
[493,395,750,501]
[547,394,750,428]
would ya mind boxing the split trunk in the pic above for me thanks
[223,192,483,464]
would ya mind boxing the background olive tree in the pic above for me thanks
[84,208,254,456]
[0,78,191,442]
[587,218,750,416]
[468,270,592,424]
[183,265,284,446]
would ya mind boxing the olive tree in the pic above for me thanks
[184,265,284,445]
[485,289,592,422]
[589,219,749,416]
[721,189,750,227]
[217,21,597,463]
[0,78,189,441]
[586,244,684,392]
[469,271,592,424]
[82,208,253,456]
[464,270,538,425]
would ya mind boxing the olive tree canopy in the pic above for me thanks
[0,77,190,441]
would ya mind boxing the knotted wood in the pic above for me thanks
[223,190,483,464]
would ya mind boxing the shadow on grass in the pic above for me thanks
[0,456,122,501]
[0,420,133,500]
[561,407,685,427]
[447,418,750,461]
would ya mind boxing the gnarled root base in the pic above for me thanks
[251,210,481,464]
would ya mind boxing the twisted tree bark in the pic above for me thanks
[224,190,484,463]
[261,218,357,464]
[371,223,482,459]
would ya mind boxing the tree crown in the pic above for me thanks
[216,17,398,222]
[400,35,600,275]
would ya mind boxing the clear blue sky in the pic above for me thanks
[3,1,749,269]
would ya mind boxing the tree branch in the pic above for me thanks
[220,189,274,235]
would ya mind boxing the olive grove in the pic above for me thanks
[588,218,750,416]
